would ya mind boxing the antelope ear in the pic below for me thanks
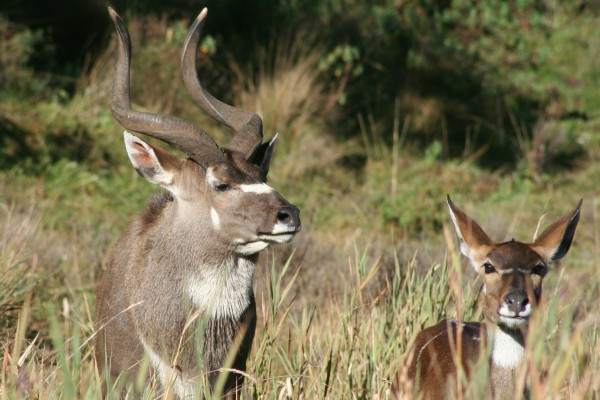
[447,195,494,267]
[532,200,582,262]
[124,131,180,192]
[248,133,278,177]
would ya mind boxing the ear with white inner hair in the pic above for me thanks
[124,131,180,193]
[260,133,278,176]
[247,134,278,178]
[532,199,582,263]
[446,195,494,268]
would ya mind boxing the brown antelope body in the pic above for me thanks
[95,8,301,398]
[397,196,581,399]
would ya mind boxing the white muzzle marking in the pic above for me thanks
[498,301,530,328]
[271,222,297,235]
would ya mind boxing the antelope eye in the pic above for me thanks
[531,263,548,277]
[483,262,496,274]
[214,183,233,192]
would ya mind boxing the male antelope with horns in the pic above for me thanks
[95,8,301,397]
[396,196,581,399]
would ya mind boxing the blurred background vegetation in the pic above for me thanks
[0,0,599,397]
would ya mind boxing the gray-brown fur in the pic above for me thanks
[96,7,300,398]
[396,197,581,399]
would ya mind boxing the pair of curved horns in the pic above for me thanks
[107,7,263,167]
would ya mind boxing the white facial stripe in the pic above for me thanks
[207,167,274,195]
[498,268,513,275]
[239,183,274,194]
[492,267,534,275]
[492,327,525,369]
[210,207,220,230]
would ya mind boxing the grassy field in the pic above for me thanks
[1,2,600,398]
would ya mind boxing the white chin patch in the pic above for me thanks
[235,241,270,255]
[258,233,295,244]
[498,303,531,328]
[498,315,528,328]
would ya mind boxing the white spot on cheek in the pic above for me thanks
[239,183,273,194]
[210,207,220,230]
[206,167,218,185]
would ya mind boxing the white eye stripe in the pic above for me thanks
[207,167,273,194]
[496,268,535,275]
[239,183,274,194]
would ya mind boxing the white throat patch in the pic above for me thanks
[186,257,255,319]
[492,327,525,369]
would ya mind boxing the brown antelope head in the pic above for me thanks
[398,196,581,399]
[95,8,300,398]
[447,195,581,332]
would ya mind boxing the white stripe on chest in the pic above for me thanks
[140,337,195,398]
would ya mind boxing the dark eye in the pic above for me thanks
[483,262,496,274]
[531,263,548,277]
[214,183,232,192]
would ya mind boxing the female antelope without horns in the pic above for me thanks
[95,7,301,398]
[395,196,581,399]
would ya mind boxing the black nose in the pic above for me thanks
[505,290,529,314]
[277,205,301,229]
